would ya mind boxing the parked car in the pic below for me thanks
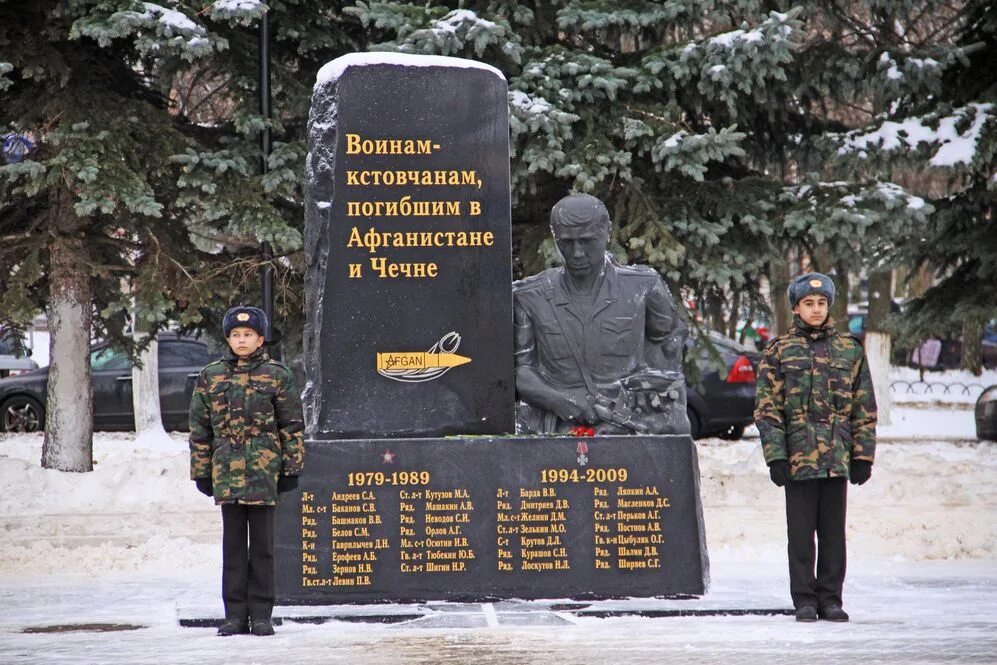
[846,306,911,366]
[983,322,997,370]
[0,328,38,379]
[685,331,759,440]
[976,385,997,441]
[0,333,216,433]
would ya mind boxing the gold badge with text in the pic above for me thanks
[377,332,470,383]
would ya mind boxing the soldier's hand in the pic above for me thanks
[849,460,872,485]
[768,460,791,487]
[558,391,598,424]
[195,478,213,497]
[630,389,668,413]
[277,475,299,493]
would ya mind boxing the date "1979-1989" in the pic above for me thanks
[347,471,431,486]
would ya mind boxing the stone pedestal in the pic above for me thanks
[277,435,709,603]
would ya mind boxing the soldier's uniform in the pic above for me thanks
[755,283,876,618]
[189,308,304,634]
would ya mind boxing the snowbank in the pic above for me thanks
[1,416,993,575]
[698,437,997,562]
[0,432,221,574]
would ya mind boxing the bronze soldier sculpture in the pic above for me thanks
[513,193,688,435]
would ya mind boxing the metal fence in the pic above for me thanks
[890,380,988,397]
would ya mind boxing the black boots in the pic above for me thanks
[251,618,275,636]
[217,617,275,636]
[796,604,850,622]
[819,604,850,622]
[217,618,250,636]
[795,606,818,622]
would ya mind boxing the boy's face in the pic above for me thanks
[227,327,264,358]
[793,294,829,327]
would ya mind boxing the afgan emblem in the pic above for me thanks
[376,332,471,383]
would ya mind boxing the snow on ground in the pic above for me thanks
[0,432,220,575]
[2,558,995,665]
[0,402,993,575]
[0,376,994,663]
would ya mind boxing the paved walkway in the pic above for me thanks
[2,559,994,664]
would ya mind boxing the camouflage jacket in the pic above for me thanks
[189,348,304,505]
[754,316,876,481]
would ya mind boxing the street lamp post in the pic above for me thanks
[259,8,276,353]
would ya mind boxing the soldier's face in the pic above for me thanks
[793,295,829,327]
[554,221,609,279]
[227,327,265,357]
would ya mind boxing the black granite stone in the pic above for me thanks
[276,435,709,603]
[304,55,514,439]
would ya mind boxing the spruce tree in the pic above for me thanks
[0,1,357,468]
[850,1,996,374]
[349,1,954,347]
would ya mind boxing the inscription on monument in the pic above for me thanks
[304,53,514,439]
[277,436,708,603]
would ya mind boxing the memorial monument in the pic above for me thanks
[276,52,708,604]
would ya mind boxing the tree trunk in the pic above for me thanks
[41,230,94,472]
[865,270,893,426]
[727,289,741,340]
[132,329,169,445]
[771,255,791,336]
[829,263,849,327]
[962,316,983,376]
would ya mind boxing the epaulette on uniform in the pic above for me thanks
[842,333,865,348]
[764,334,802,354]
[201,359,226,373]
[265,358,293,374]
[615,263,658,277]
[513,270,554,294]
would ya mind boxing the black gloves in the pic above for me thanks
[277,475,299,493]
[195,478,213,497]
[850,460,872,485]
[768,460,792,487]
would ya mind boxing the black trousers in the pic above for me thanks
[221,503,276,621]
[784,477,847,610]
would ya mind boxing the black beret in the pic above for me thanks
[788,272,836,308]
[222,306,268,338]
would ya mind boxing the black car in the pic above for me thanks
[0,333,216,433]
[976,385,997,441]
[685,331,759,440]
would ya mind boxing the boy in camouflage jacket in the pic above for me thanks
[754,272,876,623]
[190,305,304,636]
